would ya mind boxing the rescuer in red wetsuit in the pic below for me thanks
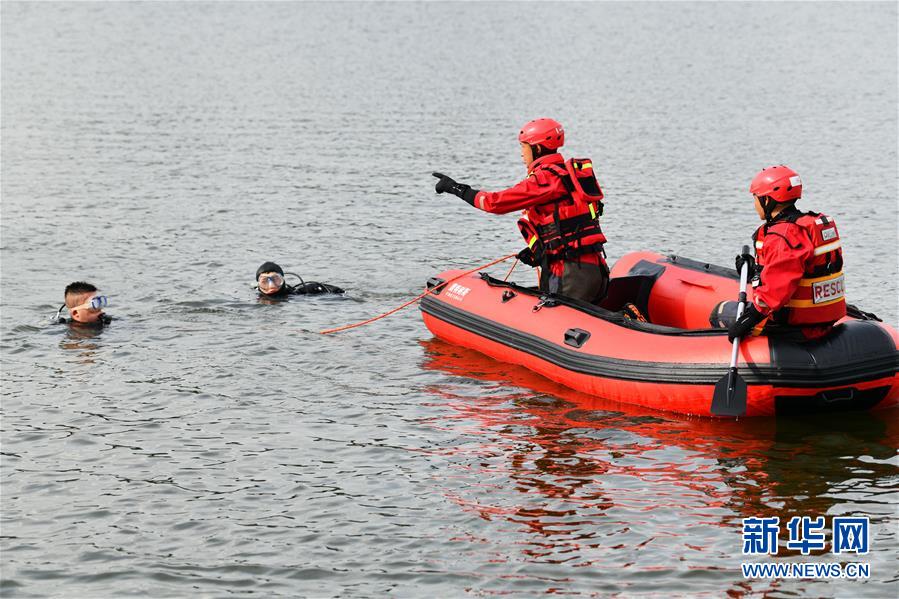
[432,119,609,303]
[711,165,847,341]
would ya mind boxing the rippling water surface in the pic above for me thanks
[2,2,897,597]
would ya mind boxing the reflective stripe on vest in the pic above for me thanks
[786,271,845,308]
[813,240,841,255]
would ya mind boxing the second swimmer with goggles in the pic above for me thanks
[255,261,344,298]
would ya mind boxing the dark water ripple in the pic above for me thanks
[2,2,898,598]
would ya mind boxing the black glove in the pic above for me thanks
[517,247,539,267]
[728,304,765,342]
[432,172,457,194]
[735,252,756,277]
[432,172,478,205]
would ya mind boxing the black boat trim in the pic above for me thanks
[662,254,740,280]
[774,385,891,414]
[420,296,899,388]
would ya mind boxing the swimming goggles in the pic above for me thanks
[54,295,109,321]
[73,295,110,311]
[258,273,284,290]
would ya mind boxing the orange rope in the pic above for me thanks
[502,258,519,282]
[319,253,518,335]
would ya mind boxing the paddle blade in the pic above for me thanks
[711,367,748,417]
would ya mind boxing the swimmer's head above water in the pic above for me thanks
[57,281,111,326]
[255,262,287,296]
[254,261,342,297]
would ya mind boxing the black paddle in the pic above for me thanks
[711,245,752,417]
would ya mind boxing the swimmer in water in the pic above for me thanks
[55,281,112,326]
[255,261,344,298]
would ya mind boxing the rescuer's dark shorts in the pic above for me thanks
[545,260,609,304]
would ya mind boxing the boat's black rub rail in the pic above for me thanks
[421,296,899,388]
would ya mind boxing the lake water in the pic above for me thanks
[1,2,897,597]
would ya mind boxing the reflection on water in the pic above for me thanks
[256,294,288,306]
[59,323,108,363]
[420,339,898,592]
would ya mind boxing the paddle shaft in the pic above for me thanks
[728,245,753,368]
[710,245,754,416]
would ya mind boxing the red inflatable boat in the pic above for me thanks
[420,252,899,417]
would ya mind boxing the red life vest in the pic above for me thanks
[753,211,846,327]
[518,158,607,263]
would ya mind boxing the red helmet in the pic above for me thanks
[519,118,565,150]
[749,165,802,203]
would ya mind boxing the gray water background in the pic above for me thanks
[1,2,897,597]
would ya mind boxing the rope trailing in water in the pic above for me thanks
[319,253,518,335]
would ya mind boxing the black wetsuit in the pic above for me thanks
[55,315,113,326]
[290,281,344,295]
[262,282,344,298]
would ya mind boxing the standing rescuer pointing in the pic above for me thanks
[711,165,847,341]
[432,118,610,303]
